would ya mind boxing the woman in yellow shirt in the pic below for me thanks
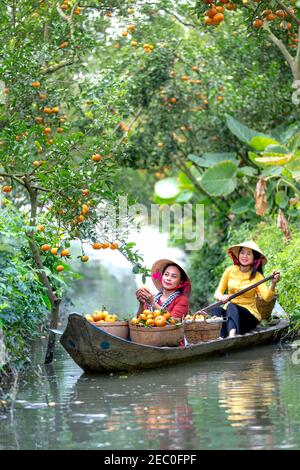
[213,240,280,339]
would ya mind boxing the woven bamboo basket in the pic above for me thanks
[92,320,129,339]
[129,324,184,347]
[256,295,277,320]
[184,320,222,344]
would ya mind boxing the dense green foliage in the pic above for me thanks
[0,205,47,367]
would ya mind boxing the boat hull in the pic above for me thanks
[60,313,289,373]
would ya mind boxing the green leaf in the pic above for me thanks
[230,196,253,214]
[153,194,176,205]
[275,191,289,209]
[189,152,238,168]
[200,161,238,196]
[264,144,289,154]
[249,136,279,151]
[42,294,51,310]
[154,177,180,199]
[132,264,141,274]
[260,167,283,177]
[226,114,265,144]
[175,191,194,203]
[271,122,300,144]
[125,242,136,248]
[178,171,195,191]
[254,154,293,166]
[237,166,257,177]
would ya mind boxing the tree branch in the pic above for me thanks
[275,0,300,27]
[42,58,75,74]
[263,22,296,77]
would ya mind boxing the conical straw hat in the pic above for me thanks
[227,240,267,265]
[151,259,191,296]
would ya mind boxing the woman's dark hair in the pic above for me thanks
[162,263,187,292]
[238,248,263,280]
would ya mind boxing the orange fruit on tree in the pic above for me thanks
[61,248,70,257]
[37,225,45,231]
[59,41,69,49]
[207,7,217,18]
[131,40,138,46]
[41,244,51,251]
[91,154,102,162]
[110,241,119,250]
[226,2,236,10]
[56,265,64,272]
[31,81,41,87]
[2,185,12,193]
[51,247,59,255]
[253,18,264,28]
[81,204,89,215]
[122,31,128,37]
[57,127,63,133]
[51,106,59,113]
[154,315,167,327]
[92,242,102,250]
[212,12,224,23]
[102,241,110,249]
[81,255,89,262]
[82,188,90,196]
[43,127,51,135]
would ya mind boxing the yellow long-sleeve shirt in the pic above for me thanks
[215,265,275,321]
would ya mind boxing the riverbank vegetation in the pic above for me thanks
[1,0,300,374]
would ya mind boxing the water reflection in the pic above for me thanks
[1,342,300,450]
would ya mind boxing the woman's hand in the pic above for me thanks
[272,271,280,285]
[136,287,152,304]
[220,294,230,304]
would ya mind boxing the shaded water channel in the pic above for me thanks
[1,338,300,450]
[1,244,300,450]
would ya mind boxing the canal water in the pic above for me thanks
[1,339,300,450]
[1,228,300,450]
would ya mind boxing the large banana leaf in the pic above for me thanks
[200,160,237,196]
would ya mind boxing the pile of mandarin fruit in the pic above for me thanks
[85,310,119,323]
[130,309,181,328]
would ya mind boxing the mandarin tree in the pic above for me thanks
[0,0,149,363]
[195,0,300,83]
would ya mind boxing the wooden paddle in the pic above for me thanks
[194,273,275,315]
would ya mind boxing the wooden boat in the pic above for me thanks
[59,313,289,373]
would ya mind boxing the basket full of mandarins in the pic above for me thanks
[184,313,223,344]
[85,309,129,339]
[129,309,184,347]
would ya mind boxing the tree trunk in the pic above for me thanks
[44,298,61,364]
[24,177,61,364]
